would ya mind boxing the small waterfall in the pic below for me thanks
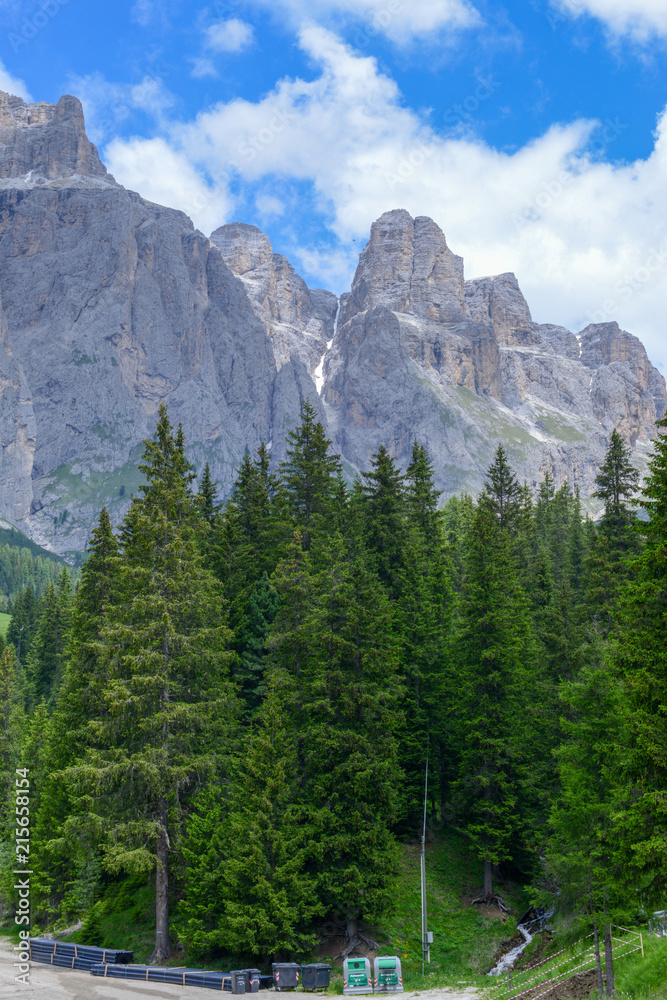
[314,297,340,395]
[488,907,553,977]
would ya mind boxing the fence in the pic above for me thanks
[488,926,644,1000]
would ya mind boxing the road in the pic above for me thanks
[0,943,481,1000]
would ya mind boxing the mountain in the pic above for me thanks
[0,91,324,556]
[0,91,663,555]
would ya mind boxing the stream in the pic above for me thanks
[488,907,553,977]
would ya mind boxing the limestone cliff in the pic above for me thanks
[210,222,338,375]
[0,96,663,554]
[321,210,665,499]
[0,92,321,554]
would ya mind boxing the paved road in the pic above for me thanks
[0,943,481,1000]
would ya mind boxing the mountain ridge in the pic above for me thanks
[0,90,663,555]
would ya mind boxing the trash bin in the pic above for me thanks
[273,963,300,991]
[230,970,248,994]
[244,969,261,993]
[343,957,372,995]
[301,964,331,991]
[373,957,403,993]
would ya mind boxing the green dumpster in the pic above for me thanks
[373,956,403,993]
[343,957,372,995]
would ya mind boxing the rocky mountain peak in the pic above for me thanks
[0,91,113,187]
[342,208,465,325]
[211,222,337,375]
[211,222,273,275]
[464,272,534,343]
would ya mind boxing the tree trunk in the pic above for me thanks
[151,796,172,963]
[483,858,493,901]
[604,924,615,997]
[593,923,605,998]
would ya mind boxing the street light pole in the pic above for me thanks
[421,744,430,977]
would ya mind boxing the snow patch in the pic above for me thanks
[314,299,340,395]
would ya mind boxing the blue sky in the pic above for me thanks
[0,0,666,371]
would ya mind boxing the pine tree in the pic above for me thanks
[279,400,341,551]
[455,449,540,902]
[614,416,667,905]
[180,673,320,960]
[60,405,238,962]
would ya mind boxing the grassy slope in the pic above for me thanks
[0,613,10,636]
[373,832,527,990]
[491,928,667,1000]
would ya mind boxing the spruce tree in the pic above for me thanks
[455,449,540,902]
[279,400,341,551]
[180,673,320,960]
[7,585,38,667]
[544,651,628,997]
[585,429,641,629]
[614,416,667,905]
[237,572,280,716]
[269,530,403,948]
[198,462,220,526]
[60,406,238,962]
[360,445,407,595]
[594,429,640,544]
[26,571,72,704]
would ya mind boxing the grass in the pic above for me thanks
[0,613,10,636]
[373,831,528,991]
[615,935,667,998]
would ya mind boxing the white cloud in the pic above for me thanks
[68,71,175,145]
[247,0,480,42]
[100,27,667,373]
[191,57,218,79]
[205,19,255,53]
[104,136,233,235]
[255,193,286,217]
[551,0,667,39]
[0,58,31,101]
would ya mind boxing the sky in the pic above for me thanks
[0,0,666,373]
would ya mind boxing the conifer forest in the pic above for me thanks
[1,402,667,979]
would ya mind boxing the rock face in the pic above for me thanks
[211,222,338,375]
[0,91,113,186]
[0,95,663,554]
[322,210,666,498]
[0,289,35,529]
[0,92,323,555]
